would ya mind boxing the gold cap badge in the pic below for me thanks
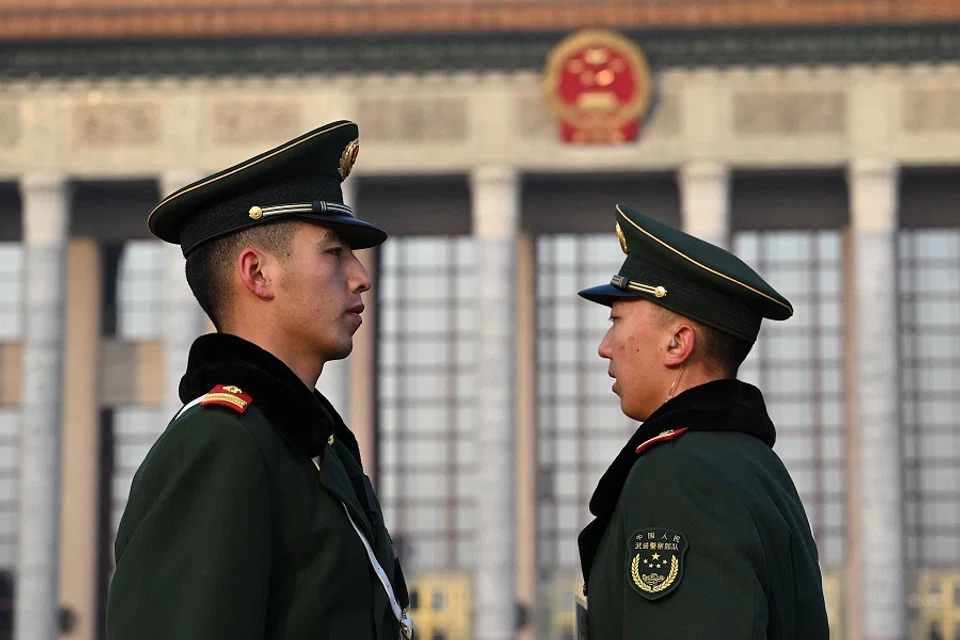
[616,222,628,254]
[338,138,360,180]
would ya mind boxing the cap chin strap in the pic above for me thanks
[254,201,355,219]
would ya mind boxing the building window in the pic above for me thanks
[0,244,21,576]
[734,230,846,567]
[117,241,164,340]
[0,410,17,571]
[0,245,22,342]
[108,240,166,569]
[901,229,960,567]
[536,235,633,573]
[109,408,163,549]
[378,237,476,573]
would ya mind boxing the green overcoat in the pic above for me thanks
[107,334,409,640]
[579,379,829,639]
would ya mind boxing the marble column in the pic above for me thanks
[514,232,537,640]
[58,239,102,640]
[848,158,904,640]
[470,165,520,640]
[17,172,70,640]
[159,171,208,420]
[678,160,731,249]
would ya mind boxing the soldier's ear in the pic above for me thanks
[664,325,695,367]
[237,248,275,301]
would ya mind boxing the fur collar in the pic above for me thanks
[179,333,363,463]
[579,378,777,588]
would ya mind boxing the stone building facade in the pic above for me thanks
[0,3,958,639]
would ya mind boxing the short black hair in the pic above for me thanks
[699,324,754,377]
[653,305,753,377]
[184,221,296,330]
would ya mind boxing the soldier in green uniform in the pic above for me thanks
[106,121,413,639]
[576,204,829,639]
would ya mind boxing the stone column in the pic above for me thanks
[514,232,537,640]
[316,178,356,423]
[470,165,519,640]
[678,161,731,249]
[17,172,70,640]
[58,239,102,640]
[848,158,904,640]
[159,171,208,419]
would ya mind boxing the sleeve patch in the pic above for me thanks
[627,528,689,601]
[200,384,252,414]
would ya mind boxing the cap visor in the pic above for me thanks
[300,215,387,250]
[578,283,642,307]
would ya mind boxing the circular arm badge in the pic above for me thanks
[627,528,689,600]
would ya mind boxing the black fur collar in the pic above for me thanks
[179,333,364,463]
[578,378,777,588]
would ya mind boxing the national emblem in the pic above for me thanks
[543,29,654,144]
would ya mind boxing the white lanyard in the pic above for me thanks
[312,458,414,639]
[174,396,205,421]
[175,397,413,638]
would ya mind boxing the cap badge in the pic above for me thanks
[616,222,628,254]
[338,138,360,180]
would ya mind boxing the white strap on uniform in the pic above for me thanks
[174,398,412,638]
[174,396,206,421]
[312,459,413,639]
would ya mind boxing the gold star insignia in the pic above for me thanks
[651,553,660,560]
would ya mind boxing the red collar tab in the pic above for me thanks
[635,427,689,455]
[200,384,253,414]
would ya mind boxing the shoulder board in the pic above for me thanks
[200,384,253,414]
[635,428,689,455]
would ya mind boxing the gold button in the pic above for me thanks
[328,435,335,445]
[654,286,667,298]
[248,206,263,219]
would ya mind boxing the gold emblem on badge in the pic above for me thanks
[338,138,360,180]
[616,222,628,254]
[632,554,679,593]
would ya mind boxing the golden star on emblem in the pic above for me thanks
[651,553,660,560]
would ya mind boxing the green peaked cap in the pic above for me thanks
[148,120,386,256]
[578,204,793,343]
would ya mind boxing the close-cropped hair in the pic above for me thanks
[184,221,296,330]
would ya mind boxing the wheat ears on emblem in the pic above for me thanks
[631,554,679,593]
